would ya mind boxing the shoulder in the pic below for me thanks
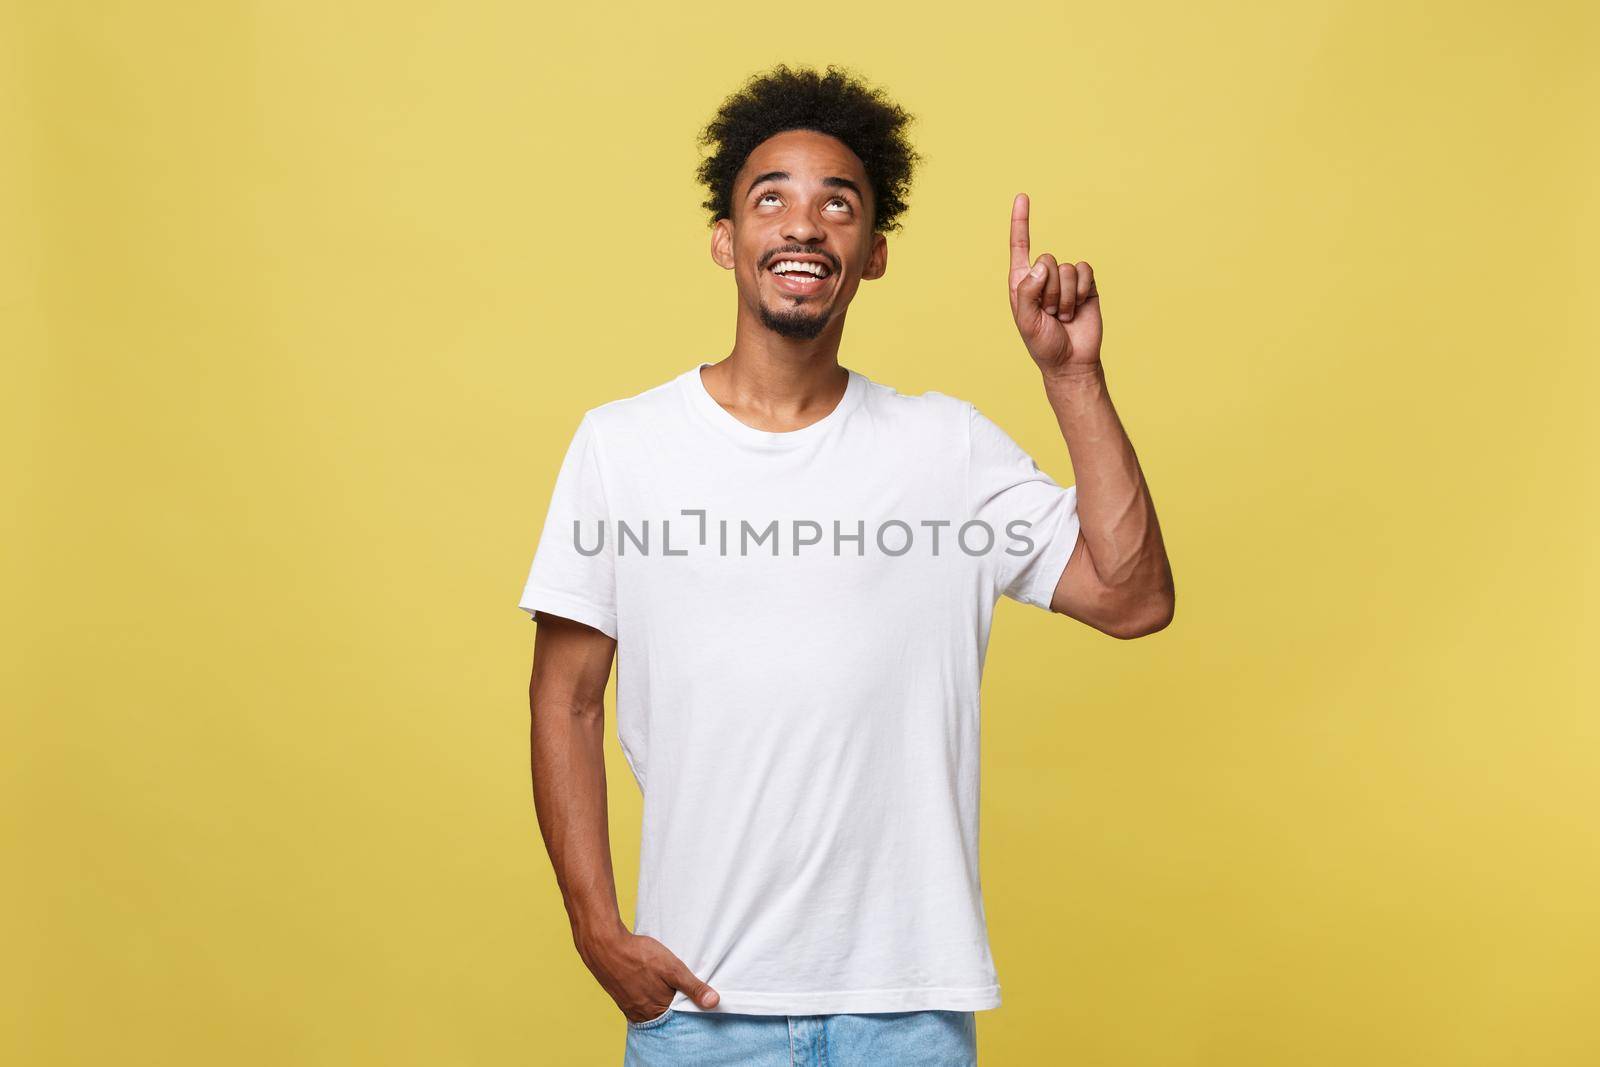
[576,370,692,438]
[865,377,1032,466]
[856,374,975,429]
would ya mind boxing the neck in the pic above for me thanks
[702,306,851,432]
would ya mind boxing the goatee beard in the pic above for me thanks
[759,299,830,341]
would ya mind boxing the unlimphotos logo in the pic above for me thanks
[573,510,1036,558]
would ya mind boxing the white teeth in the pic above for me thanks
[772,260,827,277]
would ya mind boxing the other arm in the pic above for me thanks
[529,613,627,951]
[528,613,720,1018]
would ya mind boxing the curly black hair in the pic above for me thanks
[694,64,922,234]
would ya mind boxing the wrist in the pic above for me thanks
[1040,360,1105,394]
[571,908,628,954]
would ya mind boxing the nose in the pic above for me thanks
[780,203,825,245]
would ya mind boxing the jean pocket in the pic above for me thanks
[626,1005,674,1030]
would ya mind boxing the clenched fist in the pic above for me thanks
[1007,192,1102,376]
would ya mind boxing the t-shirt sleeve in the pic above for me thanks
[966,401,1082,611]
[517,412,618,639]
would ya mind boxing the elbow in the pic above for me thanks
[1105,585,1175,640]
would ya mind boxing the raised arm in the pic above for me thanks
[1007,192,1175,638]
[528,613,720,1020]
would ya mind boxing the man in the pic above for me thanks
[520,64,1174,1065]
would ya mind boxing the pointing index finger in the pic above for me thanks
[1010,192,1031,276]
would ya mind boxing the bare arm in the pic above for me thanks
[1006,192,1176,639]
[528,613,720,1019]
[528,612,626,948]
[1041,365,1175,638]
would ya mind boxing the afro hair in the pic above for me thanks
[694,64,922,234]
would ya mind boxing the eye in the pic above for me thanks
[826,198,851,212]
[757,192,781,206]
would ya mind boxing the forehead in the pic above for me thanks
[735,128,870,191]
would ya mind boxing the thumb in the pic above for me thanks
[667,957,720,1009]
[1014,257,1047,328]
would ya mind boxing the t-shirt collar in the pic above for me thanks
[681,361,866,449]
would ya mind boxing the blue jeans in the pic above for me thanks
[623,1009,977,1066]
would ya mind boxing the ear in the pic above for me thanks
[710,218,736,270]
[861,232,888,281]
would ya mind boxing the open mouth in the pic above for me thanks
[767,256,833,295]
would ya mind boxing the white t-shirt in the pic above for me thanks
[518,362,1080,1016]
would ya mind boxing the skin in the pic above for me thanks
[529,128,1175,1025]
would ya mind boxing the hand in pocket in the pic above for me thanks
[578,929,720,1022]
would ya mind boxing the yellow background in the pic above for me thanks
[6,1,1597,1063]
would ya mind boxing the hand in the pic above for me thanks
[578,927,720,1022]
[1007,192,1102,378]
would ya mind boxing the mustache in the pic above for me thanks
[759,247,839,272]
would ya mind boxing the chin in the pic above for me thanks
[758,302,832,340]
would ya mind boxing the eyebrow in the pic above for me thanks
[745,170,864,202]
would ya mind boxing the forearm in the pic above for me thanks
[530,689,627,952]
[1040,363,1173,618]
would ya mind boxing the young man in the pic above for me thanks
[520,65,1174,1065]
